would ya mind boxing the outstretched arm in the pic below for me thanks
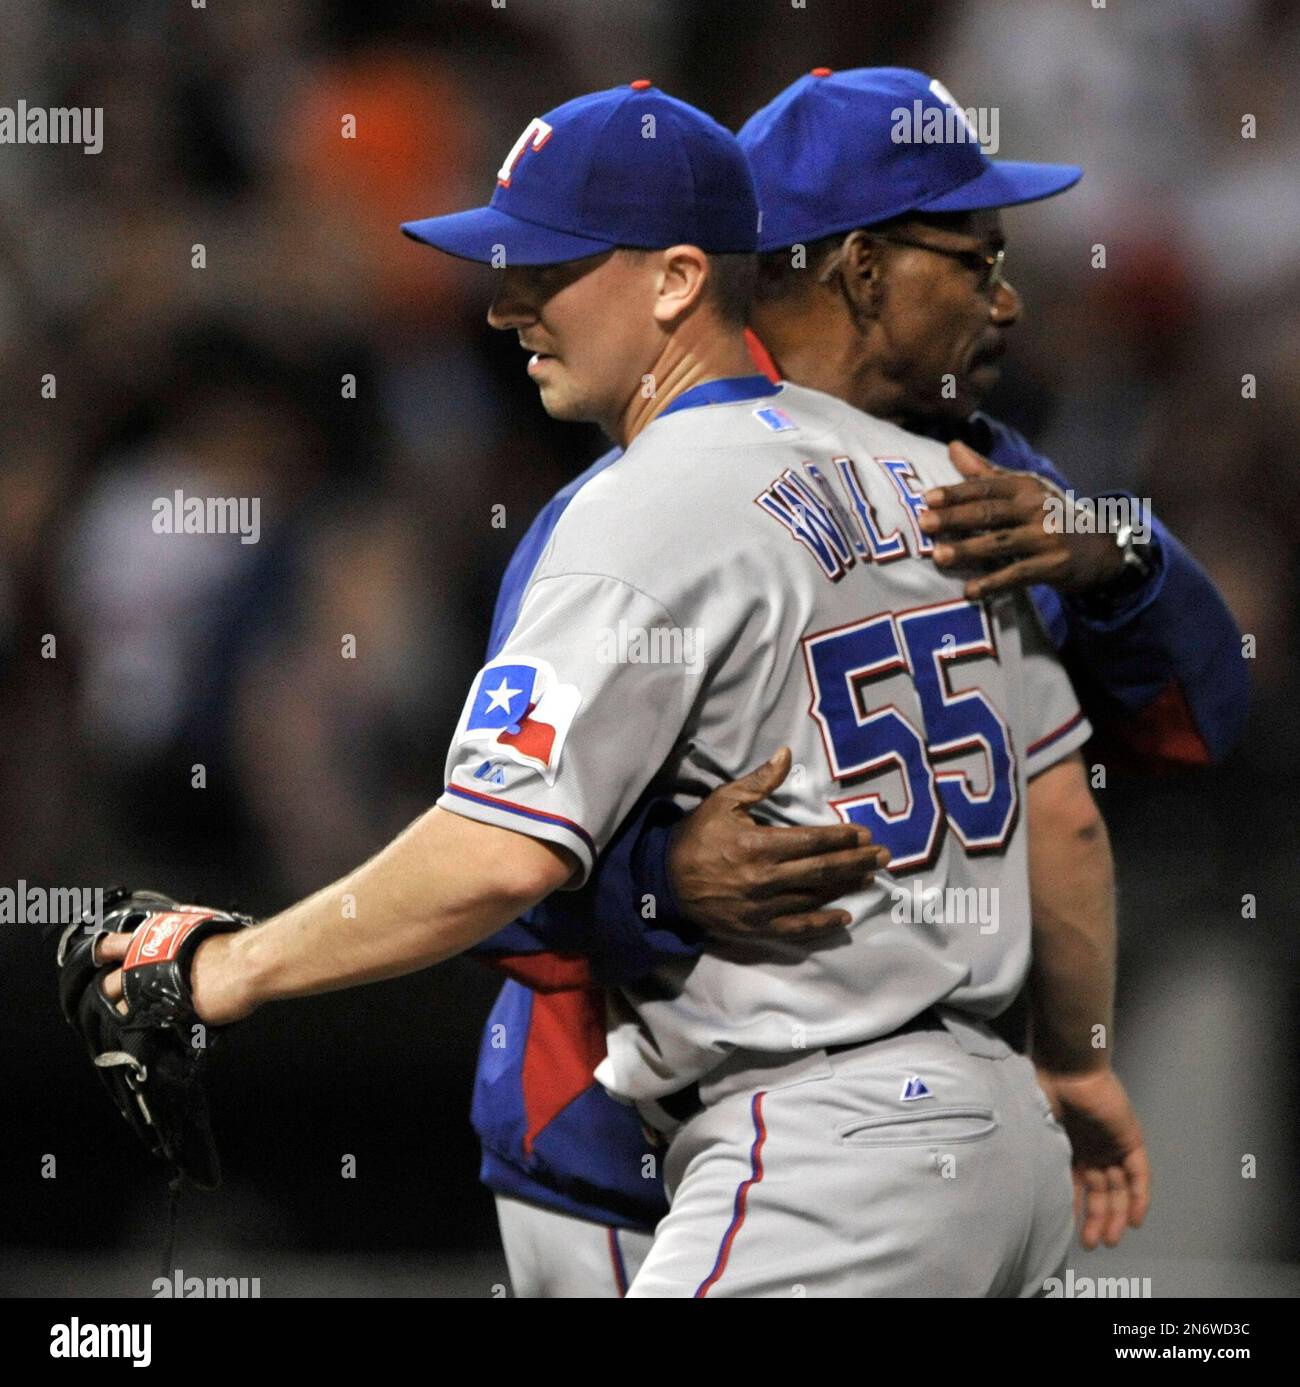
[99,808,575,1023]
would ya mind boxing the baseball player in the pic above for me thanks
[88,81,1123,1295]
[458,69,1241,1295]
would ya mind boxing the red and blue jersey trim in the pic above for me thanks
[445,782,596,858]
[654,373,781,419]
[1027,708,1088,760]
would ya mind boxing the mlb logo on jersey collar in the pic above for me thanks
[754,405,797,433]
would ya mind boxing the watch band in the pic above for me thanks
[1073,520,1153,616]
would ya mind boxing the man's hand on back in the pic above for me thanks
[668,747,889,941]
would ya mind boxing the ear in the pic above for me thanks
[830,230,885,321]
[651,245,710,325]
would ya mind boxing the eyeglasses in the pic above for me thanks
[867,233,1007,294]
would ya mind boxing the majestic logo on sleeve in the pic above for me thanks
[458,659,580,785]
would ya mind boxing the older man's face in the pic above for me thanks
[866,210,1021,424]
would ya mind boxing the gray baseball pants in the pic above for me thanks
[626,1008,1074,1297]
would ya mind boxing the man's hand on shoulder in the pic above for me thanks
[921,441,1125,599]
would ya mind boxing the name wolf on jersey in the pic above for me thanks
[756,453,935,581]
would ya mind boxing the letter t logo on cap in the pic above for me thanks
[497,117,555,187]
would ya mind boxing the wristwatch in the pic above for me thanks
[1073,519,1154,616]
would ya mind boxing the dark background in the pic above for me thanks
[2,0,1296,1297]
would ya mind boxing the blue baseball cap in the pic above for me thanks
[739,67,1082,252]
[402,81,759,264]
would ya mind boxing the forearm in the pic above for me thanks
[1026,753,1117,1074]
[197,807,573,1021]
[1064,521,1248,762]
[972,422,1246,764]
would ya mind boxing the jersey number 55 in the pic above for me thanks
[802,597,1018,874]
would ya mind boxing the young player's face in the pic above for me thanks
[868,210,1022,424]
[487,251,661,433]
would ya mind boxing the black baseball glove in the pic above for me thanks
[56,887,255,1190]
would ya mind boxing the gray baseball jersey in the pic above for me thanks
[439,379,1090,1102]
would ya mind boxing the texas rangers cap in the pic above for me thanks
[401,82,759,264]
[739,67,1082,252]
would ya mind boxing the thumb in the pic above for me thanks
[722,746,793,807]
[949,439,998,477]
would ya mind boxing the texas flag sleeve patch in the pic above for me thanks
[456,659,581,786]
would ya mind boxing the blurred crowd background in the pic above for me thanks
[2,0,1296,1296]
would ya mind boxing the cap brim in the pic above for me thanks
[917,159,1082,213]
[400,206,616,265]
